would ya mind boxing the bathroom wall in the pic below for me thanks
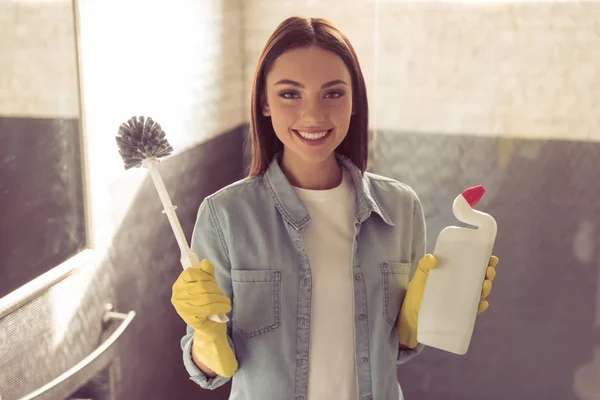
[372,0,600,142]
[0,0,246,399]
[369,2,600,400]
[0,0,86,301]
[374,133,600,400]
[0,0,80,118]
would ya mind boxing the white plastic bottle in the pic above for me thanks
[417,185,498,355]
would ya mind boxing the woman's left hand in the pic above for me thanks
[397,254,500,349]
[478,255,499,314]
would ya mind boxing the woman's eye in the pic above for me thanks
[278,90,344,100]
[325,91,344,99]
[279,91,299,99]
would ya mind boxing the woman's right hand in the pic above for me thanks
[172,259,238,378]
[171,259,232,342]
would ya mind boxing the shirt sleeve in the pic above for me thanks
[398,190,427,364]
[179,198,236,389]
[397,342,426,364]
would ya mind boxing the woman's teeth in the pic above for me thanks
[296,130,329,140]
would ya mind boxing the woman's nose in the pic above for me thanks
[301,99,326,123]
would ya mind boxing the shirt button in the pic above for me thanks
[361,357,369,364]
[359,314,367,321]
[355,273,363,281]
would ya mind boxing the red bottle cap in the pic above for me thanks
[462,185,485,207]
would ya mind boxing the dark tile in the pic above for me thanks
[0,117,86,298]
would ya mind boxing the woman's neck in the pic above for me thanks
[280,151,343,190]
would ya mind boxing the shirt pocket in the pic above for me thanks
[381,261,411,326]
[230,269,281,338]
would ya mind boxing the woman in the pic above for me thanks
[171,16,498,400]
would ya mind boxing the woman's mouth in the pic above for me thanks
[292,129,332,145]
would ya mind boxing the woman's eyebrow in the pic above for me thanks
[274,79,348,88]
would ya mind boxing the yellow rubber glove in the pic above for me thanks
[397,254,499,349]
[171,259,238,378]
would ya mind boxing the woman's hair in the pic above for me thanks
[247,16,369,176]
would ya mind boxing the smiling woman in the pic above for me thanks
[261,46,355,188]
[247,17,370,181]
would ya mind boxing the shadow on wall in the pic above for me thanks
[371,131,600,400]
[105,125,248,400]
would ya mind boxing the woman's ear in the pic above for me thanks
[261,93,271,117]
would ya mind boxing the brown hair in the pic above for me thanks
[247,16,369,176]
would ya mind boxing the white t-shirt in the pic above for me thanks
[293,168,358,400]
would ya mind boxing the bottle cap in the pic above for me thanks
[461,185,485,207]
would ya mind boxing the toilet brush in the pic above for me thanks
[115,116,228,323]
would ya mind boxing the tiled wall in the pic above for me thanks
[372,131,600,400]
[0,0,79,118]
[1,1,247,399]
[0,1,86,298]
[366,3,599,399]
[0,118,85,299]
[373,1,600,142]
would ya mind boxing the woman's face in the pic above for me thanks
[262,45,353,167]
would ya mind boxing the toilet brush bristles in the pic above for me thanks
[115,116,174,169]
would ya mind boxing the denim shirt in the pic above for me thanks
[180,153,426,400]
